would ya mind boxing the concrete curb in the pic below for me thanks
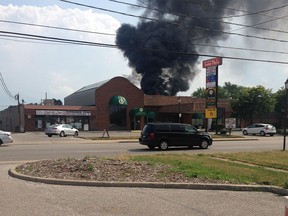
[8,166,288,196]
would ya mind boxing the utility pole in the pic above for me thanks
[16,93,21,132]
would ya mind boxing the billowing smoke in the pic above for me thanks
[116,0,286,95]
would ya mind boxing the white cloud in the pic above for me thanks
[0,5,129,107]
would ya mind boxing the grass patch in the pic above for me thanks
[129,153,288,187]
[211,151,288,170]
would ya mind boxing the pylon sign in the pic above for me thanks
[202,57,222,68]
[203,57,222,119]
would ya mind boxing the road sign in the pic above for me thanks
[225,118,236,128]
[205,108,217,119]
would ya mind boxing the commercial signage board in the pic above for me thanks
[205,108,217,119]
[36,110,91,116]
[202,57,222,68]
[225,118,236,128]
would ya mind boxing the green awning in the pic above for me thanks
[109,95,128,106]
[192,113,204,119]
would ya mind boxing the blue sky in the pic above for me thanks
[0,0,288,109]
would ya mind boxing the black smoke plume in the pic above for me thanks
[115,0,285,95]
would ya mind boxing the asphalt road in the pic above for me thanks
[0,132,286,215]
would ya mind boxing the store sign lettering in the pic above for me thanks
[36,110,91,116]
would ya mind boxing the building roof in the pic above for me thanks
[74,79,110,94]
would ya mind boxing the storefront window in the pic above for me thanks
[109,96,127,130]
[109,105,127,129]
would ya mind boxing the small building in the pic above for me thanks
[0,76,233,132]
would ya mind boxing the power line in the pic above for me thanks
[1,30,288,65]
[0,72,16,101]
[110,0,288,35]
[58,0,288,43]
[137,0,288,21]
[0,19,115,36]
[3,18,288,56]
[2,29,288,57]
[211,2,288,19]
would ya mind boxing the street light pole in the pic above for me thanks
[283,78,288,151]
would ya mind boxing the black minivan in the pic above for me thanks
[139,123,213,150]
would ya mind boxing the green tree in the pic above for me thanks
[191,87,206,98]
[222,82,245,99]
[231,86,276,124]
[191,82,245,99]
[273,88,285,113]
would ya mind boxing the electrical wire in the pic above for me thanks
[58,0,288,43]
[0,72,16,101]
[110,0,288,35]
[0,19,115,36]
[1,30,288,65]
[3,18,288,56]
[137,0,288,20]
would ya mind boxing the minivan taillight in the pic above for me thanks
[149,133,155,140]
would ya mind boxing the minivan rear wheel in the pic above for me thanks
[159,140,168,150]
[200,139,209,149]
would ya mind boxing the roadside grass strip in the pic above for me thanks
[130,152,288,188]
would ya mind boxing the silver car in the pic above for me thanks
[45,124,79,137]
[242,123,276,136]
[0,130,13,144]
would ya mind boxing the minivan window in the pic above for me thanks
[142,124,154,134]
[170,124,185,132]
[155,124,170,132]
[184,125,197,133]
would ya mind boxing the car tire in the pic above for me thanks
[200,139,209,149]
[74,131,79,137]
[243,130,248,135]
[0,139,2,145]
[260,131,266,136]
[48,135,52,137]
[59,131,65,137]
[158,140,169,151]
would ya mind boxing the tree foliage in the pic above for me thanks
[273,88,285,113]
[231,86,275,124]
[191,82,245,99]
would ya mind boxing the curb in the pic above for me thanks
[8,166,288,196]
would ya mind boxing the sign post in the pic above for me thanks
[203,57,222,134]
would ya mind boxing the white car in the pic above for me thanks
[45,124,79,137]
[0,130,13,144]
[242,123,276,136]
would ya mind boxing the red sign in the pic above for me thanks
[202,57,222,68]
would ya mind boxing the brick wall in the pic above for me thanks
[95,77,144,130]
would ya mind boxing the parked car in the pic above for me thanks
[45,124,79,137]
[139,123,213,150]
[0,130,13,144]
[242,123,276,136]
